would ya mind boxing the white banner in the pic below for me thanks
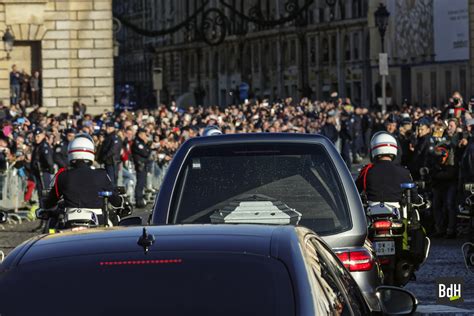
[434,0,469,61]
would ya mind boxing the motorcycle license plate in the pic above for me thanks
[374,241,395,256]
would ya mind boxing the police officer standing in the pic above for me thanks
[53,128,75,169]
[99,122,122,186]
[410,118,432,180]
[385,114,403,166]
[132,128,151,208]
[31,128,54,204]
[340,106,355,169]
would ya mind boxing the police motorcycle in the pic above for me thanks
[459,183,474,274]
[361,132,430,286]
[34,133,133,233]
[35,186,133,233]
[365,182,430,286]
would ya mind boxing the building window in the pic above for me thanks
[331,34,337,63]
[319,8,325,23]
[290,39,296,64]
[362,0,368,17]
[416,73,423,105]
[322,37,329,63]
[430,71,437,106]
[282,41,288,65]
[353,32,360,60]
[205,52,210,77]
[339,1,346,20]
[353,0,361,18]
[344,35,350,61]
[170,52,174,79]
[445,70,452,100]
[253,44,260,72]
[190,53,195,77]
[219,51,226,75]
[271,42,277,68]
[309,37,316,65]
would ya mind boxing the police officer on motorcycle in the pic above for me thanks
[356,131,412,202]
[43,134,130,225]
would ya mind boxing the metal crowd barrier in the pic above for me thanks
[148,162,169,192]
[0,166,31,224]
[0,165,34,261]
[117,161,169,206]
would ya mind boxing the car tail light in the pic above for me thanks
[336,249,374,272]
[99,259,183,266]
[373,220,392,230]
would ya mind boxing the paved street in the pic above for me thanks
[405,237,474,313]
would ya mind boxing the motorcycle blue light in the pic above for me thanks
[99,191,113,197]
[400,183,415,189]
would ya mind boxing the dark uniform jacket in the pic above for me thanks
[321,124,338,144]
[53,140,69,169]
[132,138,151,172]
[340,115,354,141]
[44,161,121,209]
[387,132,403,166]
[356,160,412,203]
[99,132,121,165]
[31,139,54,175]
[410,134,432,179]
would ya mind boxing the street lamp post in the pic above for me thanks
[325,0,344,98]
[2,27,15,60]
[374,3,390,113]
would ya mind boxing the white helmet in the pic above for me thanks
[202,126,222,136]
[370,131,398,160]
[68,133,95,163]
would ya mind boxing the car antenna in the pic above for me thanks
[137,227,155,254]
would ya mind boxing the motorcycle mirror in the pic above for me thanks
[419,167,429,176]
[35,208,50,220]
[401,183,416,189]
[414,181,425,190]
[376,286,417,315]
[115,186,126,195]
[0,211,7,224]
[118,216,142,226]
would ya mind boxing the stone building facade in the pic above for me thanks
[0,0,114,114]
[370,0,471,108]
[115,0,371,107]
[115,0,472,108]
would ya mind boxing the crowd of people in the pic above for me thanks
[0,91,473,238]
[9,64,41,108]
